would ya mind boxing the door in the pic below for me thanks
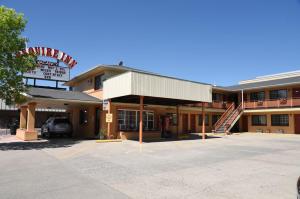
[228,93,239,107]
[190,114,196,132]
[293,88,300,98]
[182,114,188,133]
[94,108,100,136]
[294,114,300,134]
[242,116,248,132]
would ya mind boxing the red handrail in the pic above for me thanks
[224,103,243,133]
[243,97,300,109]
[214,102,235,130]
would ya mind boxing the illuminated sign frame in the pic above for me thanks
[17,47,77,68]
[18,47,77,86]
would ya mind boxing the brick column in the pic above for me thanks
[16,102,38,141]
[19,106,27,129]
[27,102,36,132]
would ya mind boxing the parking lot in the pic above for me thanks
[0,133,299,199]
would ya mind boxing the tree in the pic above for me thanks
[0,6,36,105]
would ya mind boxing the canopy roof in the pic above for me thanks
[103,71,212,105]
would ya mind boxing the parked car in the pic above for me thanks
[297,176,300,199]
[7,119,19,135]
[41,117,72,138]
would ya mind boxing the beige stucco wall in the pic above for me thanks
[72,70,122,100]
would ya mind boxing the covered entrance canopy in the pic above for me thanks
[16,87,101,141]
[103,71,212,143]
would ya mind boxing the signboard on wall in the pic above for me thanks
[106,113,113,123]
[103,99,109,111]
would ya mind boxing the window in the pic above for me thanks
[250,91,265,101]
[212,93,222,102]
[271,114,289,126]
[143,112,154,130]
[94,74,104,90]
[167,113,178,126]
[79,109,88,124]
[269,90,288,100]
[117,110,155,131]
[212,115,221,125]
[251,115,267,126]
[198,114,209,126]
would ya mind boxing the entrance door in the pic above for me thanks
[242,116,248,132]
[94,108,100,136]
[190,114,196,132]
[293,88,300,98]
[228,93,239,107]
[182,114,188,133]
[294,114,300,134]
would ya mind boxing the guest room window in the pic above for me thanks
[117,110,155,131]
[269,90,288,100]
[251,115,267,126]
[250,91,265,101]
[94,74,104,90]
[271,114,289,126]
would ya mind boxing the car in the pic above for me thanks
[41,117,72,138]
[7,118,19,135]
[297,176,300,199]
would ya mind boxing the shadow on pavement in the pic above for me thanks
[135,134,222,143]
[0,138,82,151]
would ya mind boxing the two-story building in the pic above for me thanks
[15,65,300,141]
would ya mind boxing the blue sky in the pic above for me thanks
[2,0,300,86]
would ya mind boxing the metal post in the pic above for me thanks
[107,99,111,139]
[139,96,144,144]
[176,105,179,138]
[202,102,205,140]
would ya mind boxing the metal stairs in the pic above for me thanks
[214,103,244,133]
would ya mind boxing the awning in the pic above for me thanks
[103,71,212,105]
[22,87,101,109]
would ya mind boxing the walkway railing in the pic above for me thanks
[214,102,235,130]
[191,101,232,109]
[244,98,300,109]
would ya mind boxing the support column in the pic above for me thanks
[139,96,144,144]
[187,113,191,131]
[19,106,27,129]
[107,99,111,139]
[241,89,244,109]
[202,102,206,140]
[26,102,36,132]
[176,105,179,138]
[16,102,38,141]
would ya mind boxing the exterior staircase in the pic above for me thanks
[214,103,244,133]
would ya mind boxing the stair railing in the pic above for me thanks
[214,102,235,131]
[224,103,244,133]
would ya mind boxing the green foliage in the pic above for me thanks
[0,6,36,105]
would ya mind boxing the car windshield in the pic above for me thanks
[53,119,70,124]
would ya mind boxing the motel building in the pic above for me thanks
[10,47,300,141]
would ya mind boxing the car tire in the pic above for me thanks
[44,130,51,139]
